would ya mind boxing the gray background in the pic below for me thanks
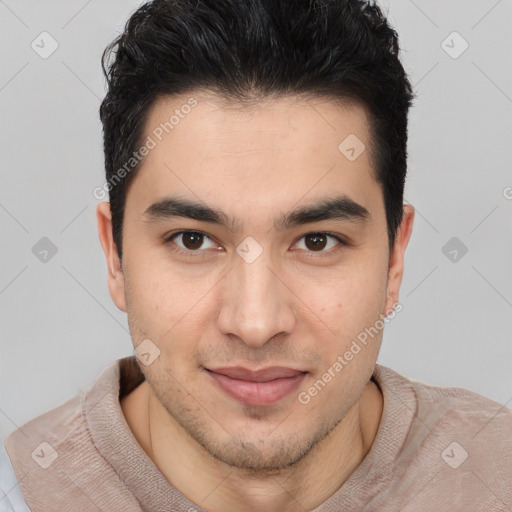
[1,0,511,446]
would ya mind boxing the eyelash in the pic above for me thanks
[163,230,349,258]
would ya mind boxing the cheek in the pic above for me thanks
[129,284,183,344]
[123,251,218,345]
[297,258,388,339]
[123,251,177,336]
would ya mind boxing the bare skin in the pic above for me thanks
[98,90,414,511]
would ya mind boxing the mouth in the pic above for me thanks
[204,366,308,407]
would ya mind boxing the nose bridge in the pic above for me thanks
[217,252,296,348]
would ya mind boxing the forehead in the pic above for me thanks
[143,90,372,159]
[125,90,382,223]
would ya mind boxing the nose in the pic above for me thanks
[216,252,297,349]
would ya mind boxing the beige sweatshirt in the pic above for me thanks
[4,356,511,511]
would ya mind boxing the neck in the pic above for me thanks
[122,379,382,512]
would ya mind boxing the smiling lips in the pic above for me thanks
[205,366,307,407]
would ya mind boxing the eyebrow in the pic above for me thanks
[142,195,370,232]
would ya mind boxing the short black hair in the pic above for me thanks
[99,0,414,260]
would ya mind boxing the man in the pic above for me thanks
[2,0,510,511]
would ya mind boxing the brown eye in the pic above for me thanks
[294,232,345,254]
[181,232,204,250]
[304,233,328,251]
[167,231,217,252]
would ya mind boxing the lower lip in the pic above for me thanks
[206,370,307,407]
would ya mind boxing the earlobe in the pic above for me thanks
[384,203,415,314]
[96,202,127,312]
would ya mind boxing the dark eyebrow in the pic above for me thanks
[142,195,370,231]
[275,196,370,230]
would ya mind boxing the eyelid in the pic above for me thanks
[291,231,349,256]
[164,229,218,246]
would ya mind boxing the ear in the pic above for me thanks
[96,202,127,312]
[384,203,415,315]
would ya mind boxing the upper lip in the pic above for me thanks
[206,366,306,382]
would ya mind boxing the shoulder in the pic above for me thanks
[374,365,512,511]
[407,373,512,476]
[5,391,85,472]
[4,358,124,474]
[3,392,86,510]
[375,364,512,436]
[2,358,136,511]
[406,371,512,439]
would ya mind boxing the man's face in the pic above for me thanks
[106,92,404,471]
